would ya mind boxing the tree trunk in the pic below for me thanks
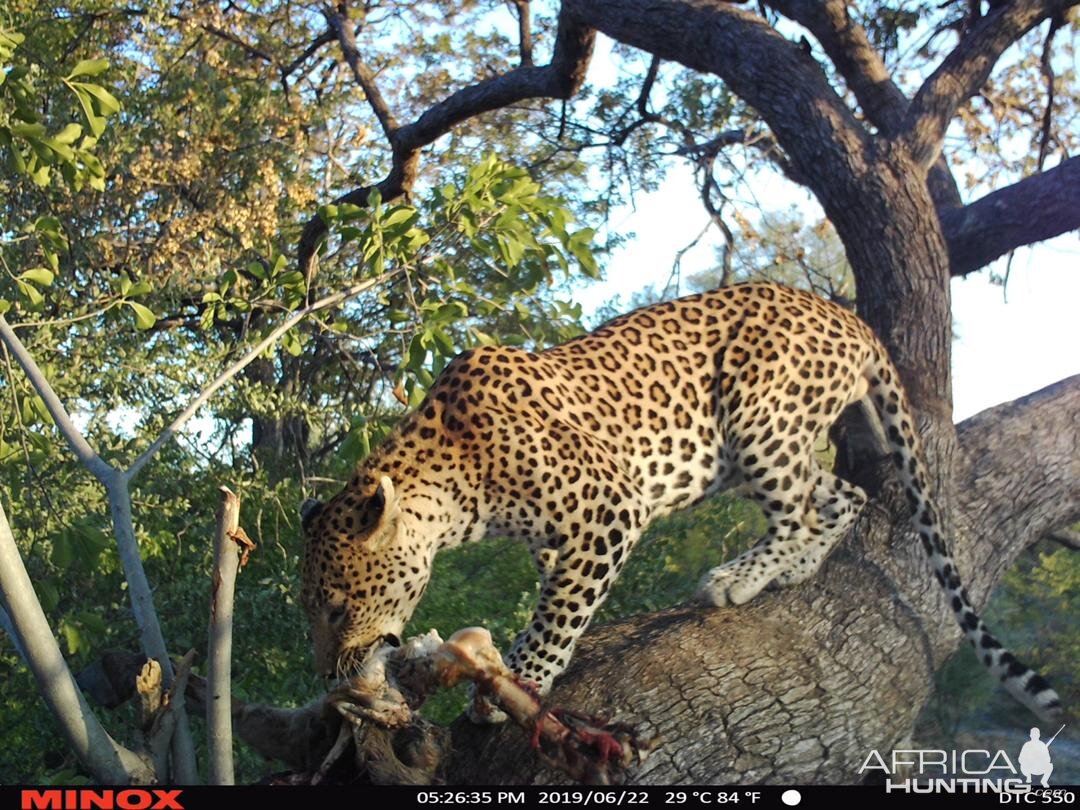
[446,375,1080,784]
[245,356,310,475]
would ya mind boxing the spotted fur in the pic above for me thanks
[300,282,1061,719]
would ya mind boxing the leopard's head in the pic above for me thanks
[299,475,426,679]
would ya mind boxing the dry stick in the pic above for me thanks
[0,274,392,781]
[0,500,155,783]
[208,488,242,785]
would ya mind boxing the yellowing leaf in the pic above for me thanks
[127,301,156,330]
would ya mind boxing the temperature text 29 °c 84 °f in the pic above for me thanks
[665,791,763,804]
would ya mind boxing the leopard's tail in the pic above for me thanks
[865,348,1062,721]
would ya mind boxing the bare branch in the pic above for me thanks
[282,30,336,81]
[393,11,595,152]
[127,270,401,480]
[0,317,199,779]
[561,0,871,221]
[323,7,400,144]
[208,487,243,785]
[1037,15,1065,171]
[0,501,156,783]
[939,155,1080,277]
[0,317,115,485]
[511,0,533,67]
[902,0,1078,169]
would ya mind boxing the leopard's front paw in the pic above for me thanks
[697,560,774,607]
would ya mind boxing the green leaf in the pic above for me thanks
[281,330,303,356]
[71,88,106,137]
[16,279,44,307]
[9,122,46,138]
[381,206,418,230]
[71,82,120,115]
[78,150,105,177]
[75,610,106,636]
[279,271,305,287]
[41,137,76,162]
[67,59,110,79]
[36,580,59,613]
[29,166,51,189]
[126,301,156,330]
[337,203,365,221]
[318,204,339,224]
[60,620,84,656]
[20,267,54,287]
[51,532,74,568]
[53,123,83,145]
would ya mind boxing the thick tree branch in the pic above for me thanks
[767,0,961,207]
[208,488,243,785]
[939,155,1080,277]
[953,374,1080,589]
[445,375,1080,784]
[297,9,595,287]
[1046,529,1080,551]
[903,0,1079,169]
[769,0,907,133]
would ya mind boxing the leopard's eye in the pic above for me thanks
[327,606,347,626]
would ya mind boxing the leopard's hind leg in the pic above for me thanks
[772,466,867,586]
[697,435,819,606]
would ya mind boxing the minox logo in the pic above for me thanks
[858,725,1067,794]
[20,791,183,810]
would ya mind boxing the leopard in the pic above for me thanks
[299,281,1061,721]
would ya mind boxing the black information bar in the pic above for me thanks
[2,784,1076,810]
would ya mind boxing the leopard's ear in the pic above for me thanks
[361,476,401,551]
